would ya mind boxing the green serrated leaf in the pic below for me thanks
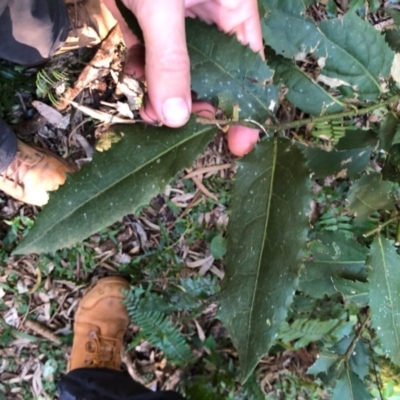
[308,351,339,376]
[332,336,368,369]
[217,137,311,382]
[187,18,278,120]
[331,277,368,307]
[242,372,265,400]
[261,0,321,58]
[15,119,215,254]
[368,235,400,366]
[348,338,370,380]
[385,29,400,53]
[303,146,372,178]
[385,9,400,28]
[332,368,372,400]
[309,336,369,381]
[267,51,344,115]
[347,173,395,222]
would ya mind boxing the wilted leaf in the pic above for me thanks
[317,12,393,100]
[299,232,367,298]
[347,173,395,221]
[217,137,311,382]
[332,368,372,400]
[95,130,125,152]
[368,235,400,366]
[15,119,215,254]
[261,1,394,99]
[391,53,400,85]
[267,52,344,116]
[302,146,372,178]
[336,129,378,151]
[379,112,399,151]
[187,18,278,119]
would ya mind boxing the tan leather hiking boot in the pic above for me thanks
[68,276,130,372]
[59,0,117,53]
[0,140,77,206]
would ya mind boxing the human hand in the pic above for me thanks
[103,0,263,156]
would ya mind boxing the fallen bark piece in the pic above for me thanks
[56,26,122,111]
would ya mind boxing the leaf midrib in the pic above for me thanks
[244,138,278,359]
[24,125,213,247]
[311,260,366,264]
[377,236,400,352]
[345,368,356,400]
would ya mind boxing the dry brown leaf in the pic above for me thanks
[183,163,233,180]
[191,175,218,202]
[32,101,70,129]
[186,255,214,269]
[24,320,62,345]
[71,101,136,124]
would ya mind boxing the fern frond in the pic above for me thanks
[315,209,353,237]
[179,275,220,298]
[36,69,69,105]
[129,308,193,366]
[312,119,347,142]
[278,318,342,349]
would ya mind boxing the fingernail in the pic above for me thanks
[162,97,190,126]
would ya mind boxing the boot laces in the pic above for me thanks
[84,330,121,368]
[0,150,43,189]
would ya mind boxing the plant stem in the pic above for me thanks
[196,94,400,131]
[343,312,370,361]
[363,215,399,238]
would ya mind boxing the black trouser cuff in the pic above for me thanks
[0,120,17,173]
[57,368,185,400]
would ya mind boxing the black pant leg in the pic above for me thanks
[0,0,69,65]
[57,368,186,400]
[0,119,17,173]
